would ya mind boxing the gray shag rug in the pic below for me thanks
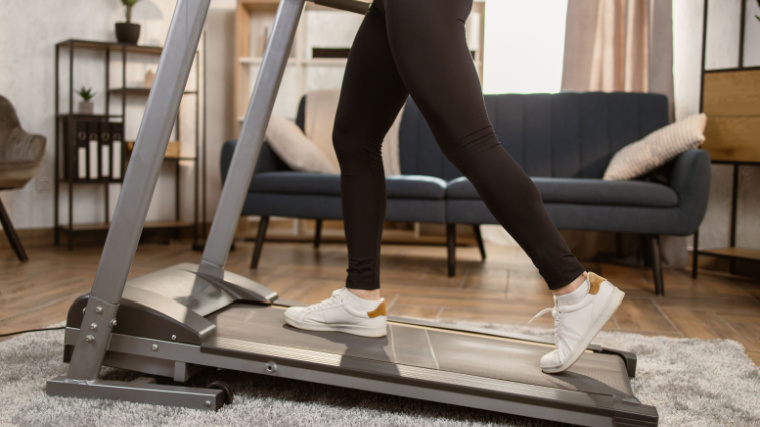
[1,323,758,427]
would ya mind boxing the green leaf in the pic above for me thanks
[77,86,95,102]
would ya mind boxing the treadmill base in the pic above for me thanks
[47,375,225,411]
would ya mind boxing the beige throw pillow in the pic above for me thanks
[603,113,707,181]
[304,89,404,176]
[265,115,338,174]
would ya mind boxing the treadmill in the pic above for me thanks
[46,1,659,425]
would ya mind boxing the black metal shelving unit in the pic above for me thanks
[692,0,760,278]
[54,39,205,250]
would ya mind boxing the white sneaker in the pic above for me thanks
[530,272,624,374]
[284,288,387,338]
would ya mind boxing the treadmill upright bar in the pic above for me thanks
[198,0,306,274]
[65,0,210,381]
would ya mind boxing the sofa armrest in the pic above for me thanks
[669,149,711,234]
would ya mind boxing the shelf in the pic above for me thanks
[67,220,194,232]
[108,88,198,96]
[56,39,162,55]
[698,247,760,262]
[57,179,123,184]
[57,114,123,119]
[238,0,337,12]
[239,57,347,66]
[704,66,760,74]
[55,36,205,250]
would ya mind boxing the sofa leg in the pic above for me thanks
[447,223,456,277]
[250,216,270,269]
[472,225,486,261]
[692,230,699,279]
[645,234,665,296]
[0,197,28,262]
[314,219,323,249]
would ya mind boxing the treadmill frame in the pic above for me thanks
[46,0,658,425]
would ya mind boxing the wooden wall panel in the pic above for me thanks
[702,116,760,163]
[703,69,760,117]
[702,69,760,163]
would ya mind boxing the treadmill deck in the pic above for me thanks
[204,304,636,401]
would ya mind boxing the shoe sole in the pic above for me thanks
[542,287,625,374]
[284,312,387,338]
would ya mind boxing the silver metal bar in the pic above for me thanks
[65,0,210,381]
[199,0,305,275]
[47,376,224,411]
[71,332,649,425]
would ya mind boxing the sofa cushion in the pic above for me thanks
[250,172,447,200]
[446,176,678,208]
[386,175,447,199]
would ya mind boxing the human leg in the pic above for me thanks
[382,0,585,289]
[382,0,623,371]
[284,3,408,337]
[332,3,409,293]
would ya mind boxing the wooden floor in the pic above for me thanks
[2,236,759,366]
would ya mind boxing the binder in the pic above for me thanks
[100,121,111,179]
[76,120,89,180]
[87,121,99,180]
[110,122,124,180]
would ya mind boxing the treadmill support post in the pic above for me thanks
[199,0,305,275]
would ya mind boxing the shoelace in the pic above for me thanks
[305,289,345,312]
[529,306,560,337]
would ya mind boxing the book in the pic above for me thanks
[76,120,89,180]
[100,121,111,179]
[87,122,99,180]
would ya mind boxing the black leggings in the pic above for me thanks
[332,0,585,291]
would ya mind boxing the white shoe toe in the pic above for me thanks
[540,350,561,369]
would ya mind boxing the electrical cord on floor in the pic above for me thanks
[0,326,66,338]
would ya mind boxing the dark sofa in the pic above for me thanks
[221,92,711,295]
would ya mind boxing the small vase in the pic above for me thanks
[78,101,93,115]
[115,22,141,45]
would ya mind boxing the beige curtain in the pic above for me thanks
[562,0,674,117]
[560,0,686,268]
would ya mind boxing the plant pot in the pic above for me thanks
[115,22,140,45]
[78,101,94,115]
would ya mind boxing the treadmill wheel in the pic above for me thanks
[206,381,234,405]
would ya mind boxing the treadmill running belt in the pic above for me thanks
[205,304,635,400]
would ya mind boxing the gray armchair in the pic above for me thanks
[0,95,46,261]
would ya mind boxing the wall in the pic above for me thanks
[673,0,760,253]
[0,0,236,232]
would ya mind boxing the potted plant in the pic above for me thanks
[77,86,95,114]
[115,0,142,45]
